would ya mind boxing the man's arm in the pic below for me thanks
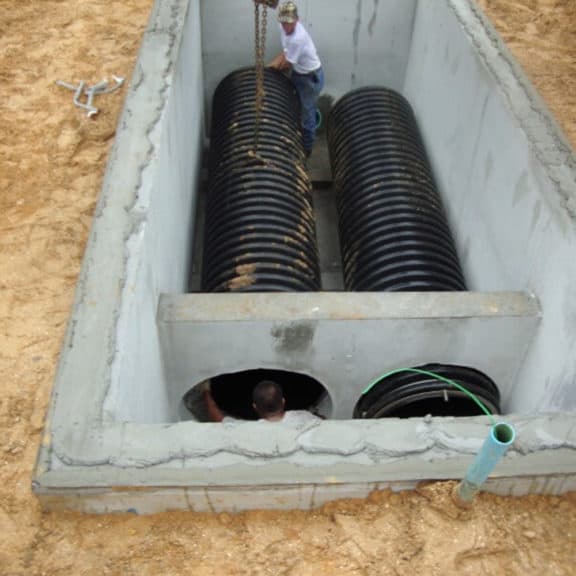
[203,388,226,422]
[268,51,291,71]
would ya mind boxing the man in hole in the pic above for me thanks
[204,379,321,424]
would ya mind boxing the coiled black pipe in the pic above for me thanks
[201,68,321,292]
[327,87,466,292]
[354,364,501,419]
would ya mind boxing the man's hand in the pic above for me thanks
[268,52,291,71]
[198,380,211,394]
[202,384,226,422]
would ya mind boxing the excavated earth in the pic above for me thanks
[1,0,575,574]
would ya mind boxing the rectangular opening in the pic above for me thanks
[106,0,549,424]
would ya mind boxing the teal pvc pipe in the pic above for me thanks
[457,422,516,502]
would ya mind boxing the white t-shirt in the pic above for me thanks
[223,410,321,428]
[280,21,321,74]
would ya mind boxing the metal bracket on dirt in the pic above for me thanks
[55,76,125,117]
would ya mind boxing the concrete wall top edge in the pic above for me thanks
[34,413,576,490]
[146,0,189,34]
[158,291,540,322]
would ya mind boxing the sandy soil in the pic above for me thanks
[478,0,576,148]
[1,0,575,574]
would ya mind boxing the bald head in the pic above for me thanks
[252,380,285,419]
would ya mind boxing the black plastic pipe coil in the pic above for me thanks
[327,87,467,292]
[201,68,321,292]
[354,364,501,419]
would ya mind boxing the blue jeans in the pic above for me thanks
[291,67,324,155]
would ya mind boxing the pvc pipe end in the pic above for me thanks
[491,422,515,446]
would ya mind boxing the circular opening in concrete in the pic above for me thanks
[183,369,332,421]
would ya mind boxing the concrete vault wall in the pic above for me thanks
[403,0,576,412]
[33,0,576,513]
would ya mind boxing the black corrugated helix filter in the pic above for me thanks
[327,87,467,292]
[201,68,321,292]
[354,364,501,419]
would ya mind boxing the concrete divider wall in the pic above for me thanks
[403,0,576,412]
[159,292,539,419]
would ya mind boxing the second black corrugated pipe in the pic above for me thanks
[327,87,466,292]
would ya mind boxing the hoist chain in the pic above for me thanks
[253,1,269,151]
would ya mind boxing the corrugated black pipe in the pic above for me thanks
[201,68,321,292]
[327,87,466,292]
[354,363,501,419]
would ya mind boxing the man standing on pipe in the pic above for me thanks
[266,1,325,158]
[204,379,321,424]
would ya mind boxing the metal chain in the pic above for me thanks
[254,1,268,151]
[261,3,268,67]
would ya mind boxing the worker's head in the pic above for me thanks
[252,380,286,420]
[278,1,298,34]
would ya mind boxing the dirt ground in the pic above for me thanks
[1,0,575,574]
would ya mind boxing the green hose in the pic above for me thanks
[361,367,497,425]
